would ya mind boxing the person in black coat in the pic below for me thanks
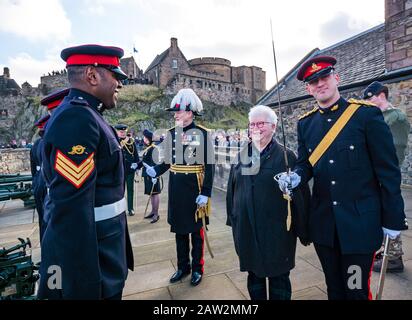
[115,124,140,216]
[144,88,215,287]
[277,56,408,300]
[30,88,69,242]
[30,116,49,242]
[38,44,134,300]
[226,105,310,300]
[139,129,162,223]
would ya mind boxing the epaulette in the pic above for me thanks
[348,98,377,107]
[70,97,89,106]
[298,106,319,120]
[196,124,211,132]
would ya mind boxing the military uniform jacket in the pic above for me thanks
[30,137,46,200]
[226,140,311,278]
[137,143,160,194]
[295,97,408,254]
[155,121,215,234]
[120,137,140,175]
[38,88,134,299]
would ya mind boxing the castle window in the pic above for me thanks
[189,80,192,85]
[236,88,239,93]
[0,109,8,119]
[218,84,221,91]
[172,59,178,69]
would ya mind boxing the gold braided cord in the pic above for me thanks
[120,137,135,155]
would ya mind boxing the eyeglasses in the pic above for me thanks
[248,121,272,129]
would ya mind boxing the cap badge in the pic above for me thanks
[310,63,321,73]
[68,145,87,155]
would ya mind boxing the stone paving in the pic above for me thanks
[1,176,412,300]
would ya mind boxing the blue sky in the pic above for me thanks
[0,0,384,88]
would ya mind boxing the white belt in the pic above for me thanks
[94,198,126,222]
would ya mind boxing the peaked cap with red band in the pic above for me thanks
[40,88,70,111]
[297,55,337,82]
[34,114,51,130]
[61,44,128,80]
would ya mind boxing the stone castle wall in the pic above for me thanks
[0,148,31,174]
[166,73,254,105]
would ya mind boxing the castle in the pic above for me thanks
[144,38,266,105]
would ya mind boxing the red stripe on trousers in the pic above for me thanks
[199,228,205,274]
[368,253,376,300]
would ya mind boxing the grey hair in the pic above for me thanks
[248,105,278,125]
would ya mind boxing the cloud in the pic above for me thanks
[3,52,65,87]
[319,12,372,44]
[0,0,71,42]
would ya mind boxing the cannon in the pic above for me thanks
[0,238,39,300]
[0,174,35,208]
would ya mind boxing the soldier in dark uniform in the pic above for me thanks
[277,56,408,300]
[138,129,161,223]
[144,88,215,286]
[114,124,140,216]
[38,44,134,300]
[363,81,411,273]
[30,88,69,242]
[31,115,50,242]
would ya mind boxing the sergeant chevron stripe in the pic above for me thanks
[54,150,95,188]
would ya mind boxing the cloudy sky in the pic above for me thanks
[0,0,384,89]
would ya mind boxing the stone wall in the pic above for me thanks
[385,0,412,71]
[166,73,253,106]
[39,73,69,95]
[0,148,31,174]
[0,94,44,145]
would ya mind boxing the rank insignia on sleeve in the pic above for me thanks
[68,145,87,155]
[54,150,95,188]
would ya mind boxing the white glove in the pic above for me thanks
[143,162,156,178]
[275,171,301,193]
[196,195,208,207]
[130,163,138,170]
[382,227,401,240]
[151,178,158,184]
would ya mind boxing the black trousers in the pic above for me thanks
[247,272,292,300]
[314,234,375,300]
[125,173,135,212]
[175,229,204,274]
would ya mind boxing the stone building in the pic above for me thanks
[120,56,143,82]
[144,38,266,105]
[0,67,21,96]
[258,0,412,184]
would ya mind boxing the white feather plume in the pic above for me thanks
[170,88,203,113]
